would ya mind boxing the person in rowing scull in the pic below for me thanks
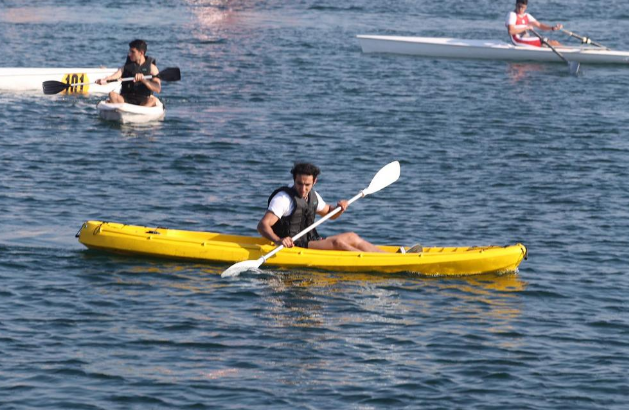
[95,39,161,107]
[258,162,386,252]
[506,0,563,47]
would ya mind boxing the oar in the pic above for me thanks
[221,161,401,278]
[561,28,609,50]
[42,66,181,95]
[530,28,580,75]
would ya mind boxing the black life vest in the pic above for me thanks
[268,186,320,248]
[120,56,156,97]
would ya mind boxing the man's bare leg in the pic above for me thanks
[308,232,385,253]
[108,91,124,103]
[140,95,158,107]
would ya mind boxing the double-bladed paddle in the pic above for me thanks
[530,29,580,75]
[561,28,609,50]
[221,160,401,278]
[42,66,181,95]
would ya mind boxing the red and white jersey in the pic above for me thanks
[506,11,542,47]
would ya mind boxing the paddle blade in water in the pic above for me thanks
[157,67,181,82]
[569,62,581,76]
[42,80,70,95]
[221,258,264,277]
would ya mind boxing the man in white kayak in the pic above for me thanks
[96,39,161,107]
[506,0,564,47]
[257,162,392,252]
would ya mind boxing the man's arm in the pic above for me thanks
[258,211,294,247]
[95,67,123,85]
[317,200,348,220]
[507,21,562,35]
[530,20,562,32]
[507,24,525,35]
[137,63,161,93]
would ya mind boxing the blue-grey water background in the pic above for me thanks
[1,0,628,408]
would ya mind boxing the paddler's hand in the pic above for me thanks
[329,200,349,220]
[337,200,349,212]
[277,237,294,248]
[95,78,107,85]
[134,73,146,83]
[552,24,563,31]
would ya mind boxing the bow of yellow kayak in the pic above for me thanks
[77,220,527,276]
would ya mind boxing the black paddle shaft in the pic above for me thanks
[529,29,580,75]
[529,29,568,62]
[42,67,181,95]
[562,29,608,49]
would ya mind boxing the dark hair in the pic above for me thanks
[128,39,147,54]
[516,0,527,5]
[290,163,320,180]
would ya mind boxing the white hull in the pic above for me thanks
[97,98,165,124]
[357,35,629,65]
[0,68,120,94]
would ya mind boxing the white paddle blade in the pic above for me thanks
[569,62,580,76]
[221,258,264,277]
[363,161,400,196]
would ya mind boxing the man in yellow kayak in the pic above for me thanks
[258,163,390,252]
[506,0,564,47]
[95,39,161,107]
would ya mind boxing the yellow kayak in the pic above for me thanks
[76,221,527,276]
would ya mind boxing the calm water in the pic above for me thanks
[1,0,628,408]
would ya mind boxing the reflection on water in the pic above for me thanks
[261,270,527,332]
[185,0,237,25]
[99,258,526,333]
[0,6,188,25]
[101,120,165,139]
[272,270,526,292]
[0,7,48,24]
[88,258,224,291]
[507,63,547,83]
[184,0,239,43]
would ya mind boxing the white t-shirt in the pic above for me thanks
[505,11,540,45]
[268,188,327,218]
[505,11,537,29]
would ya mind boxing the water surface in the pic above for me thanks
[1,0,628,408]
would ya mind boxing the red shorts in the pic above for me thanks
[511,35,542,47]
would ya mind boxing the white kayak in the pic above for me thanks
[0,67,120,94]
[357,35,629,65]
[97,98,165,124]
